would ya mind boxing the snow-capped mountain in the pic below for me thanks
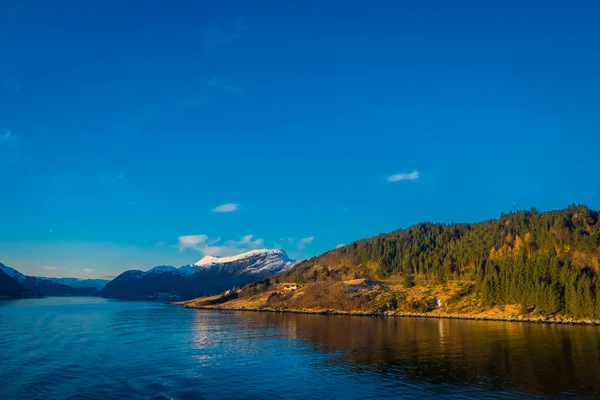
[100,249,297,300]
[124,249,295,278]
[0,262,27,282]
[194,249,296,275]
[193,249,296,275]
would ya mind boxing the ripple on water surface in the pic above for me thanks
[1,297,599,399]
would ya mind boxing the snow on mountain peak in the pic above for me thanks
[127,249,295,279]
[194,249,287,267]
[195,255,221,266]
[0,262,27,282]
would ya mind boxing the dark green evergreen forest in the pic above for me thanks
[281,205,600,318]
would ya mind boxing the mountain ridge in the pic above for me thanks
[0,268,29,298]
[44,277,110,291]
[182,205,600,321]
[100,248,296,300]
[0,262,100,296]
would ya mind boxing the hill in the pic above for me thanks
[0,262,99,296]
[183,205,600,321]
[0,269,29,298]
[100,249,296,300]
[45,277,109,291]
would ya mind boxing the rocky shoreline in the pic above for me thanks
[180,303,600,326]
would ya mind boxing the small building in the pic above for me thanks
[282,284,298,291]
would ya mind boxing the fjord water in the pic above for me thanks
[1,298,599,400]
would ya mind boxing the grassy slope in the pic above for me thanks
[182,205,600,323]
[181,279,600,324]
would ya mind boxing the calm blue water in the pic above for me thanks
[1,297,599,399]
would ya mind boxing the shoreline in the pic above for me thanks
[179,304,600,326]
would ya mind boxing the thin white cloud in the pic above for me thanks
[105,172,124,182]
[298,236,314,249]
[0,129,23,167]
[0,129,19,146]
[212,203,239,213]
[387,170,419,182]
[336,244,345,249]
[234,235,264,247]
[205,17,248,49]
[301,236,314,245]
[4,77,20,95]
[102,172,124,183]
[177,234,264,256]
[154,241,165,248]
[178,234,209,252]
[83,268,94,273]
[42,266,58,271]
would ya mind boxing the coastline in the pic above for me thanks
[179,303,600,326]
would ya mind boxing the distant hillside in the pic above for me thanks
[100,249,296,300]
[0,269,29,298]
[185,205,600,320]
[0,262,98,296]
[45,277,109,291]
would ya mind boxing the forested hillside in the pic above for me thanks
[277,205,600,318]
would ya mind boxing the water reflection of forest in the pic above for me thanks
[241,312,600,396]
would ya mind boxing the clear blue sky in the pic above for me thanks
[1,1,598,278]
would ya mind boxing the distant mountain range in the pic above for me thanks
[100,249,297,300]
[45,277,109,291]
[0,249,295,300]
[0,262,106,297]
